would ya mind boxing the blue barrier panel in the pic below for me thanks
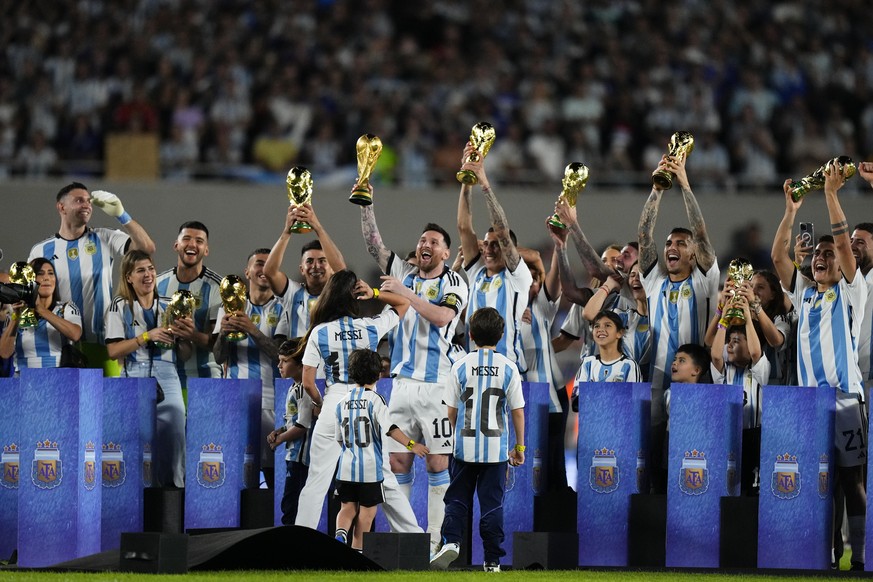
[273,380,289,526]
[666,383,742,568]
[101,377,155,550]
[472,382,532,566]
[527,382,550,495]
[185,378,261,529]
[577,382,651,566]
[0,378,19,560]
[758,385,834,570]
[18,369,103,567]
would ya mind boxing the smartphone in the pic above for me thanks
[799,222,815,262]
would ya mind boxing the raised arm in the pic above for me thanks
[543,245,561,300]
[554,197,616,283]
[300,203,346,272]
[457,181,479,268]
[360,194,392,273]
[823,162,855,283]
[638,163,666,274]
[263,207,294,295]
[771,180,803,290]
[669,154,716,271]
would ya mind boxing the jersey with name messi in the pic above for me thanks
[334,387,392,483]
[105,296,178,366]
[11,302,81,370]
[156,266,224,384]
[29,227,130,343]
[388,255,467,382]
[446,348,524,464]
[789,269,866,397]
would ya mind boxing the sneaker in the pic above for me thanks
[484,562,501,572]
[430,542,460,570]
[334,529,348,545]
[850,561,865,571]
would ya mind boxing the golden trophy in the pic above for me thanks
[349,134,382,206]
[285,166,314,234]
[721,259,754,327]
[219,275,249,342]
[155,289,196,349]
[652,131,695,190]
[456,122,496,185]
[9,262,38,329]
[547,163,590,229]
[788,155,856,202]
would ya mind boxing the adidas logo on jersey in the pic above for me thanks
[442,440,452,448]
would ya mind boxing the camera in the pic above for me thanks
[0,281,36,307]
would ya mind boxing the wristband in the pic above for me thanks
[406,439,415,451]
[10,312,18,322]
[514,444,526,452]
[598,285,609,294]
[372,287,380,299]
[313,401,323,408]
[118,211,132,226]
[792,261,801,270]
[141,331,149,343]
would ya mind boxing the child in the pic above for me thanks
[266,338,313,525]
[665,343,712,417]
[430,307,526,573]
[334,348,428,551]
[711,294,769,494]
[571,310,643,412]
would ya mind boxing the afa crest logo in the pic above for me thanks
[197,443,226,489]
[425,283,439,301]
[589,448,620,493]
[1,443,20,490]
[771,452,801,500]
[266,310,279,328]
[818,453,829,500]
[83,441,97,490]
[32,439,62,489]
[84,241,97,256]
[679,450,708,495]
[102,442,126,488]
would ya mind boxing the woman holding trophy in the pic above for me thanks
[105,249,190,488]
[0,258,83,371]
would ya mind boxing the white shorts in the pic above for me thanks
[386,377,453,455]
[835,391,867,468]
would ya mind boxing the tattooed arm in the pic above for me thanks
[823,162,855,283]
[638,185,664,276]
[360,201,392,273]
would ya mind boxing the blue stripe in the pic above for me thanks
[831,291,849,391]
[66,239,85,329]
[90,233,107,336]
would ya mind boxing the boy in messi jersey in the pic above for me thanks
[334,349,428,551]
[431,307,525,573]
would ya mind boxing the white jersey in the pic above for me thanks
[788,269,866,397]
[281,380,312,464]
[520,285,563,412]
[156,265,223,385]
[387,256,467,382]
[334,387,392,483]
[642,262,719,391]
[301,309,400,388]
[277,278,320,340]
[857,269,873,384]
[213,294,289,409]
[575,353,643,384]
[465,256,532,371]
[610,295,652,370]
[559,303,594,361]
[29,227,130,343]
[445,348,525,464]
[10,302,81,370]
[105,295,178,368]
[711,355,770,429]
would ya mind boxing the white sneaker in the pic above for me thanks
[430,542,460,570]
[484,562,501,572]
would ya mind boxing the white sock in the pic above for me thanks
[849,515,866,564]
[395,471,413,499]
[428,470,450,546]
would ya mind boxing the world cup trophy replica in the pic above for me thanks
[219,275,249,342]
[9,262,38,328]
[547,162,590,229]
[652,131,695,191]
[788,155,856,202]
[721,259,754,327]
[349,134,382,205]
[155,289,196,349]
[286,166,314,234]
[456,122,496,185]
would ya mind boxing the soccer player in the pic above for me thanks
[333,349,428,551]
[156,221,223,386]
[359,182,467,550]
[430,307,525,573]
[29,182,155,373]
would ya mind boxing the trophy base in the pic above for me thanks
[789,187,808,203]
[288,221,312,234]
[155,342,175,350]
[723,308,745,327]
[546,216,567,229]
[226,332,247,343]
[349,191,373,206]
[456,170,479,185]
[652,171,674,191]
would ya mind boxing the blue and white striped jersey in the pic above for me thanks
[789,269,866,397]
[276,279,320,340]
[29,228,130,343]
[520,285,563,412]
[445,348,525,464]
[387,256,467,382]
[334,387,391,483]
[105,295,178,366]
[560,302,594,361]
[156,266,224,385]
[281,380,313,464]
[711,355,770,429]
[11,302,81,370]
[857,270,873,383]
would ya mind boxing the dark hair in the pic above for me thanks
[854,223,873,237]
[593,310,625,331]
[669,227,693,239]
[56,182,88,202]
[29,257,61,305]
[247,248,272,262]
[294,269,360,358]
[486,227,518,247]
[279,338,304,364]
[818,234,834,245]
[752,269,788,318]
[348,349,383,386]
[726,325,747,339]
[625,241,639,251]
[178,221,209,238]
[300,240,323,255]
[469,307,504,347]
[422,223,451,250]
[675,343,710,372]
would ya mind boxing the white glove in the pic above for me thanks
[90,190,129,222]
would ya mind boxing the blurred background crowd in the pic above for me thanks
[2,0,873,189]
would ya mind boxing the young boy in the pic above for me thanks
[430,307,526,573]
[665,343,712,417]
[267,338,313,525]
[334,349,428,551]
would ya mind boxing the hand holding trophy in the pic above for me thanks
[285,167,314,234]
[652,131,694,190]
[155,290,196,349]
[788,156,856,202]
[720,259,754,327]
[219,275,249,342]
[349,134,382,205]
[456,122,496,185]
[547,163,590,229]
[9,262,38,329]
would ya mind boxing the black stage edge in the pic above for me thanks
[628,493,666,567]
[720,495,759,569]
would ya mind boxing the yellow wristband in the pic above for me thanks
[141,331,149,344]
[792,261,801,270]
[514,444,526,452]
[372,287,380,299]
[10,312,18,321]
[406,439,415,451]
